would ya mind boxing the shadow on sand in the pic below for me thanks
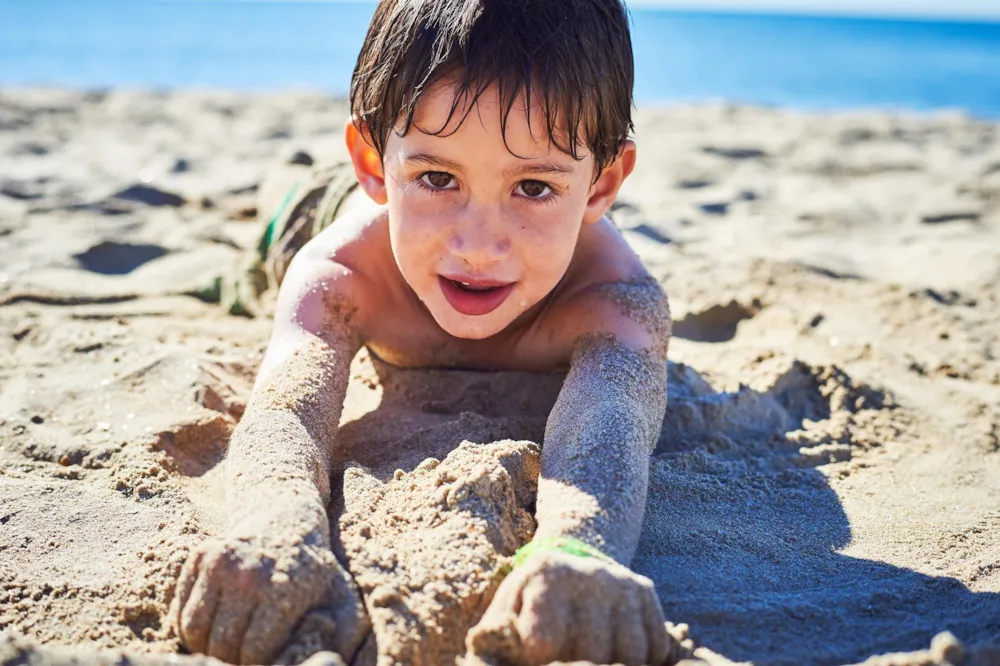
[637,361,1000,665]
[332,352,1000,665]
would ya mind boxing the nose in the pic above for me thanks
[448,206,512,269]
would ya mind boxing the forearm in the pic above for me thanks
[226,411,332,540]
[225,336,353,537]
[534,335,667,564]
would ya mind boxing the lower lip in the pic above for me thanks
[438,276,514,316]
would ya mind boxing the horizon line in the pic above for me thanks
[628,1,1000,21]
[145,0,1000,21]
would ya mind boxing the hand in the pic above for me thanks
[468,550,671,666]
[170,527,368,665]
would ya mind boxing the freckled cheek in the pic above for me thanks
[514,213,579,274]
[391,190,451,237]
[390,200,456,279]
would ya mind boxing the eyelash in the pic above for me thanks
[415,172,558,205]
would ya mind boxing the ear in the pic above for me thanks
[582,139,637,224]
[345,118,388,205]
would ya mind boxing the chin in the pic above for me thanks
[432,308,515,341]
[440,318,509,340]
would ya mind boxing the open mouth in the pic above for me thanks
[448,279,497,292]
[438,275,514,316]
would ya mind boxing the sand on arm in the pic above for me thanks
[534,277,671,563]
[170,264,371,664]
[465,278,676,666]
[227,327,358,535]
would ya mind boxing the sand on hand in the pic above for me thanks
[2,90,1000,666]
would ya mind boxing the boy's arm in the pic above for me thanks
[470,278,671,666]
[534,327,667,563]
[171,251,369,665]
[227,266,360,535]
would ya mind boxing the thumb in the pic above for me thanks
[466,609,523,665]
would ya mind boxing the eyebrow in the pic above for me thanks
[401,151,576,178]
[402,151,464,173]
[502,161,576,179]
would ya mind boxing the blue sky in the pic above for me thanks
[626,0,1000,19]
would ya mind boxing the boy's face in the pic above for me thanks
[353,81,627,340]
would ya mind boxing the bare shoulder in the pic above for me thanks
[273,206,391,339]
[547,218,671,357]
[254,208,390,387]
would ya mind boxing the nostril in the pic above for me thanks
[448,227,509,263]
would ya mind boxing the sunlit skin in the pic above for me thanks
[378,85,605,341]
[171,78,673,666]
[326,80,653,368]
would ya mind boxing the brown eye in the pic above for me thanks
[422,172,454,189]
[517,180,550,198]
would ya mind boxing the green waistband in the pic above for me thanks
[262,184,301,255]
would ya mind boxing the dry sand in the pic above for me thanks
[1,89,999,666]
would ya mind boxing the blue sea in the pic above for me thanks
[2,1,1000,116]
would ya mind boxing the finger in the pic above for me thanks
[239,595,301,666]
[169,548,204,636]
[516,574,568,666]
[467,569,529,662]
[571,589,613,665]
[613,587,648,666]
[495,567,529,616]
[276,606,339,665]
[478,569,528,631]
[330,585,371,660]
[641,585,670,666]
[206,573,259,664]
[179,564,223,655]
[298,653,347,666]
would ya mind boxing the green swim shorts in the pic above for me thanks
[194,155,358,317]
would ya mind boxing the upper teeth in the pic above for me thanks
[460,281,471,286]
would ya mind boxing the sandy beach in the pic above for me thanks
[1,89,999,666]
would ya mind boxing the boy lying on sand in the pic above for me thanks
[172,0,672,663]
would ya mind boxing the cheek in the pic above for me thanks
[387,194,454,282]
[389,180,453,239]
[517,204,585,270]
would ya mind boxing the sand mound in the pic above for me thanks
[3,91,1000,666]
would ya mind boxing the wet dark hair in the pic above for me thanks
[349,0,634,175]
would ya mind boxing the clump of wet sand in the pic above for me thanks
[2,90,1000,666]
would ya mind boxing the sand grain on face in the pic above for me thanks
[2,91,1000,666]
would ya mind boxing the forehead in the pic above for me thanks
[396,79,590,165]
